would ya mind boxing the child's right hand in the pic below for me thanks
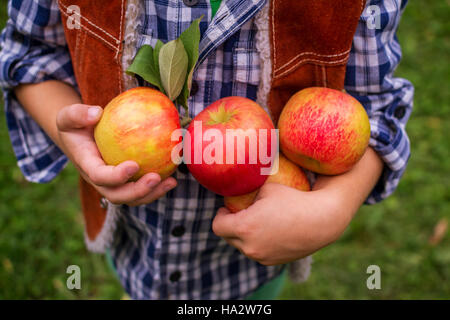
[55,103,177,206]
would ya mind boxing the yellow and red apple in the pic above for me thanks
[94,87,181,180]
[278,87,370,175]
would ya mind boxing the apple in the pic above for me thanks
[224,153,310,213]
[94,87,181,180]
[278,87,370,175]
[185,96,276,196]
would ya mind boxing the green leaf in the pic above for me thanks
[126,45,164,93]
[126,17,201,114]
[176,16,203,110]
[159,38,188,101]
[126,44,165,94]
[153,39,164,79]
[180,16,202,91]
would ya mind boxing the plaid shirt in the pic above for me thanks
[0,0,413,299]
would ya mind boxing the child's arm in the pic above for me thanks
[0,0,175,206]
[212,0,413,265]
[212,147,383,265]
[14,81,177,206]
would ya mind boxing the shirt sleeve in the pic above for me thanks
[345,0,414,204]
[0,0,76,183]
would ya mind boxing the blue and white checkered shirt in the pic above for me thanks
[0,0,413,299]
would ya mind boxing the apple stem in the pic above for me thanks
[176,101,192,127]
[180,115,192,127]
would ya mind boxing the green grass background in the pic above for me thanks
[0,2,449,299]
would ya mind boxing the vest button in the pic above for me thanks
[169,271,182,282]
[100,197,108,209]
[171,225,186,237]
[183,0,198,7]
[394,106,406,119]
[190,80,199,96]
[178,162,189,174]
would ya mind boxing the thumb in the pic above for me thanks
[56,104,103,131]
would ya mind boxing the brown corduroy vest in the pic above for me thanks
[57,0,363,243]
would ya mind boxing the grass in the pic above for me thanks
[0,1,449,299]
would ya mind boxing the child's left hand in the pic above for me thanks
[212,148,384,266]
[212,183,351,265]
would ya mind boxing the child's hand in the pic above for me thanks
[56,103,177,206]
[212,183,351,266]
[212,148,384,266]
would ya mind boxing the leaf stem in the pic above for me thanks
[180,115,192,127]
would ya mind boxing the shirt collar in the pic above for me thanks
[197,0,267,67]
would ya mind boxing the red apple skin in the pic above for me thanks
[278,87,370,175]
[186,96,276,197]
[94,87,181,180]
[224,153,311,213]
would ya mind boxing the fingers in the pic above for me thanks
[100,173,161,204]
[222,237,244,252]
[213,208,246,252]
[66,135,140,187]
[83,157,141,187]
[212,207,241,238]
[101,174,177,206]
[127,177,178,206]
[57,104,102,131]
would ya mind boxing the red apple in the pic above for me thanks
[278,87,370,175]
[185,96,276,196]
[224,153,310,213]
[94,87,181,180]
